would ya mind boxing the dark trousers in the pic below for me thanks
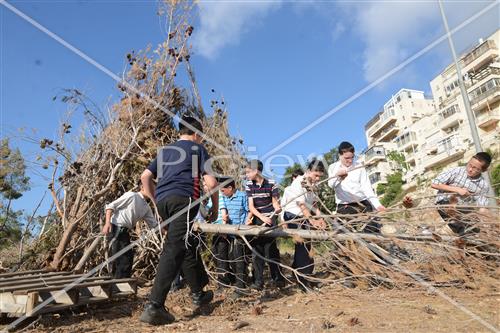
[437,200,478,235]
[149,195,207,305]
[212,235,232,283]
[110,224,134,279]
[252,216,284,286]
[336,200,380,233]
[284,212,314,280]
[231,237,249,288]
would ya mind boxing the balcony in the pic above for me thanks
[368,109,397,138]
[462,40,498,73]
[469,78,500,111]
[439,111,462,130]
[395,131,417,151]
[468,66,500,87]
[423,135,466,170]
[405,151,416,163]
[475,109,500,128]
[365,146,386,164]
[378,123,399,142]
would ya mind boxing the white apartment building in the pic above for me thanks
[422,29,500,176]
[362,29,500,190]
[363,89,435,188]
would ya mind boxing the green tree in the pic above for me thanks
[0,139,30,248]
[375,150,406,206]
[386,150,409,171]
[379,172,403,206]
[280,162,304,189]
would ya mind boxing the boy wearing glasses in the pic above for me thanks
[431,152,492,235]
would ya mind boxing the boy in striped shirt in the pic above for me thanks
[245,159,285,289]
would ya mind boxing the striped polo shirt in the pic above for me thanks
[245,178,280,216]
[432,166,489,206]
[220,190,248,225]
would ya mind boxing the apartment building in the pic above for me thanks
[362,29,499,190]
[418,30,500,177]
[363,89,435,188]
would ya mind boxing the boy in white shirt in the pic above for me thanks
[327,142,385,233]
[281,168,304,221]
[102,180,158,278]
[283,160,326,288]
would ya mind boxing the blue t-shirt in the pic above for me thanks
[147,140,210,202]
[220,190,248,225]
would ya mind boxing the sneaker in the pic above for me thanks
[139,302,175,325]
[191,290,214,306]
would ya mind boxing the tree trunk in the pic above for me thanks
[74,236,103,273]
[193,222,448,242]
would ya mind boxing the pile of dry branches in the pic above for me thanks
[23,1,244,277]
[197,199,499,291]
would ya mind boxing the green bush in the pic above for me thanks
[380,172,403,207]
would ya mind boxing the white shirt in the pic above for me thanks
[327,161,382,209]
[282,175,315,216]
[105,191,158,229]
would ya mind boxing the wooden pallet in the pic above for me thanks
[0,271,136,317]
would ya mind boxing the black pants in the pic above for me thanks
[149,195,207,305]
[437,200,478,235]
[231,237,249,288]
[251,216,284,286]
[336,200,380,233]
[212,235,233,283]
[110,225,134,279]
[284,212,314,280]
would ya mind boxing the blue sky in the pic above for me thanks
[1,0,498,215]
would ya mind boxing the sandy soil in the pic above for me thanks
[2,281,498,333]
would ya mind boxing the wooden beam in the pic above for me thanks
[0,271,72,284]
[0,269,47,278]
[192,222,450,242]
[0,273,85,288]
[2,276,110,293]
[27,278,136,293]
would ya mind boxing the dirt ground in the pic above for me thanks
[2,281,499,333]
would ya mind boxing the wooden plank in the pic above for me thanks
[46,289,79,305]
[112,281,137,294]
[0,271,72,284]
[25,292,39,317]
[0,269,47,278]
[0,292,26,315]
[0,273,83,288]
[3,276,110,293]
[32,292,135,315]
[28,278,136,293]
[84,285,111,299]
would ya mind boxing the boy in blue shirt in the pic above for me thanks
[220,179,251,298]
[210,177,232,287]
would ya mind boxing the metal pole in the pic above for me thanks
[437,0,496,205]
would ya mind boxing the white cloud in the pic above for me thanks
[193,1,282,59]
[339,1,499,83]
